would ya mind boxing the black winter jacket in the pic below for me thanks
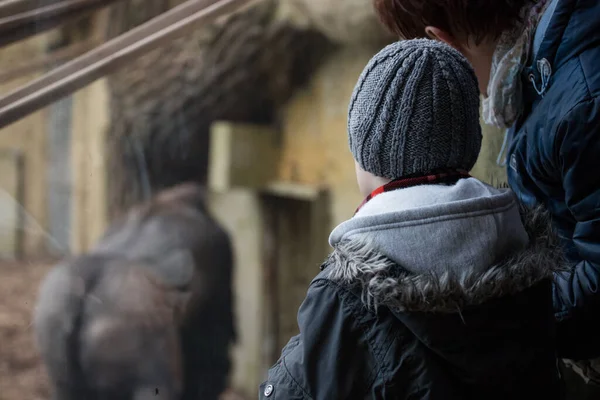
[259,208,564,400]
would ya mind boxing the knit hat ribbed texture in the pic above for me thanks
[348,39,482,179]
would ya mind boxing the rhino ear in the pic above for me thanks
[155,249,195,289]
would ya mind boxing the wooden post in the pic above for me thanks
[70,78,109,253]
[68,11,110,254]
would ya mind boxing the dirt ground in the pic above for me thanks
[0,260,247,400]
[0,260,53,400]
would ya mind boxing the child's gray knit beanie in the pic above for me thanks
[348,39,482,179]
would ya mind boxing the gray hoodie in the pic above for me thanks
[329,178,529,279]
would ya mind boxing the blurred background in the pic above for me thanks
[0,0,507,399]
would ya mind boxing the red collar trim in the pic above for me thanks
[355,169,471,214]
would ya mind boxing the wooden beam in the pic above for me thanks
[0,0,255,130]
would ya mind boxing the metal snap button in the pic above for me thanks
[264,384,274,397]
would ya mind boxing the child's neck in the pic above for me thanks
[360,176,392,198]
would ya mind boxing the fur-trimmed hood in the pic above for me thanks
[325,180,569,313]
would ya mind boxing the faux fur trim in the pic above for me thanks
[325,205,570,313]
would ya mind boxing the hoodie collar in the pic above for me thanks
[356,169,471,214]
[332,178,529,279]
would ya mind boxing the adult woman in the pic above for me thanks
[373,0,600,390]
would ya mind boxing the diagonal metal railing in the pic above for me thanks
[0,0,256,130]
[0,0,127,48]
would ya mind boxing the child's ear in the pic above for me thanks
[424,26,441,41]
[425,26,463,52]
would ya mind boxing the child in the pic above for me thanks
[259,39,563,400]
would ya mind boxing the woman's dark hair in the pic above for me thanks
[373,0,536,44]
